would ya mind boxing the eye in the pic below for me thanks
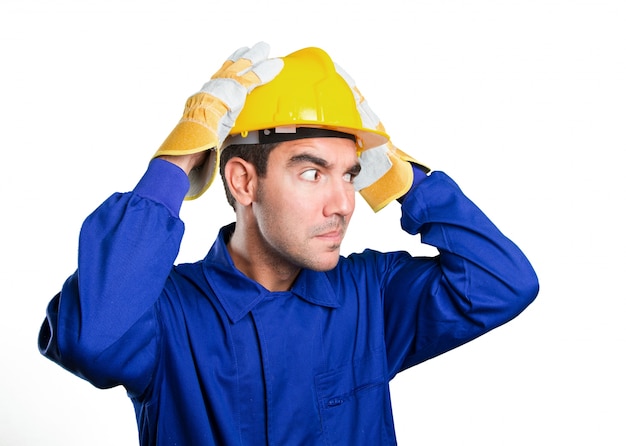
[343,172,356,183]
[301,169,320,182]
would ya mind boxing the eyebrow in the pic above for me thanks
[288,152,361,175]
[288,153,329,168]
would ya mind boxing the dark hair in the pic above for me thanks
[219,143,280,209]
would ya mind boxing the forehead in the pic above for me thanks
[270,137,359,164]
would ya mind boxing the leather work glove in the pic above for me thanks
[154,42,284,199]
[335,64,430,212]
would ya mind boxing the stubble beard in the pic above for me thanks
[255,185,348,273]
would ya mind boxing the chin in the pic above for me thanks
[307,255,341,272]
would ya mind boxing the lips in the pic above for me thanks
[314,227,345,246]
[311,216,348,246]
[317,230,343,239]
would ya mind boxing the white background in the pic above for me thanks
[2,0,625,444]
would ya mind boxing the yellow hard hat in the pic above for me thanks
[225,47,389,150]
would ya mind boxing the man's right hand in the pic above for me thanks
[154,42,283,200]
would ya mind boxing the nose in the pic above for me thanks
[323,178,355,218]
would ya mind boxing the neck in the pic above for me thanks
[227,219,301,292]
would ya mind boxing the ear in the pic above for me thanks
[224,157,258,207]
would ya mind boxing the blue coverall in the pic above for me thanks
[39,159,539,445]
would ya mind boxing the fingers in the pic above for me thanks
[226,46,251,63]
[335,62,381,129]
[355,99,381,129]
[232,42,283,87]
[225,42,270,71]
[249,57,284,86]
[334,63,357,90]
[211,42,283,90]
[235,41,271,64]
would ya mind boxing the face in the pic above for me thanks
[250,137,360,272]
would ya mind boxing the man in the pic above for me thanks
[39,42,539,445]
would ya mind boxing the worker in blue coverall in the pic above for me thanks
[39,42,539,445]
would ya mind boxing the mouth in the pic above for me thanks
[312,217,348,247]
[314,227,345,247]
[316,230,343,240]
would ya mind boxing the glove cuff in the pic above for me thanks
[153,93,228,200]
[155,93,228,157]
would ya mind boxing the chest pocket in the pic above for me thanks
[315,350,395,445]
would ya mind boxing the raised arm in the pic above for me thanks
[338,66,538,375]
[382,167,539,374]
[38,43,283,396]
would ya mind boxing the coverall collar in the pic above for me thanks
[202,223,341,323]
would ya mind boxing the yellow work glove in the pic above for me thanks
[154,42,284,199]
[335,64,430,212]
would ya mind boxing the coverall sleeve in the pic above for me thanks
[383,170,539,376]
[38,159,188,396]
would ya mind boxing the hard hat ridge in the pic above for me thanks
[226,47,389,151]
